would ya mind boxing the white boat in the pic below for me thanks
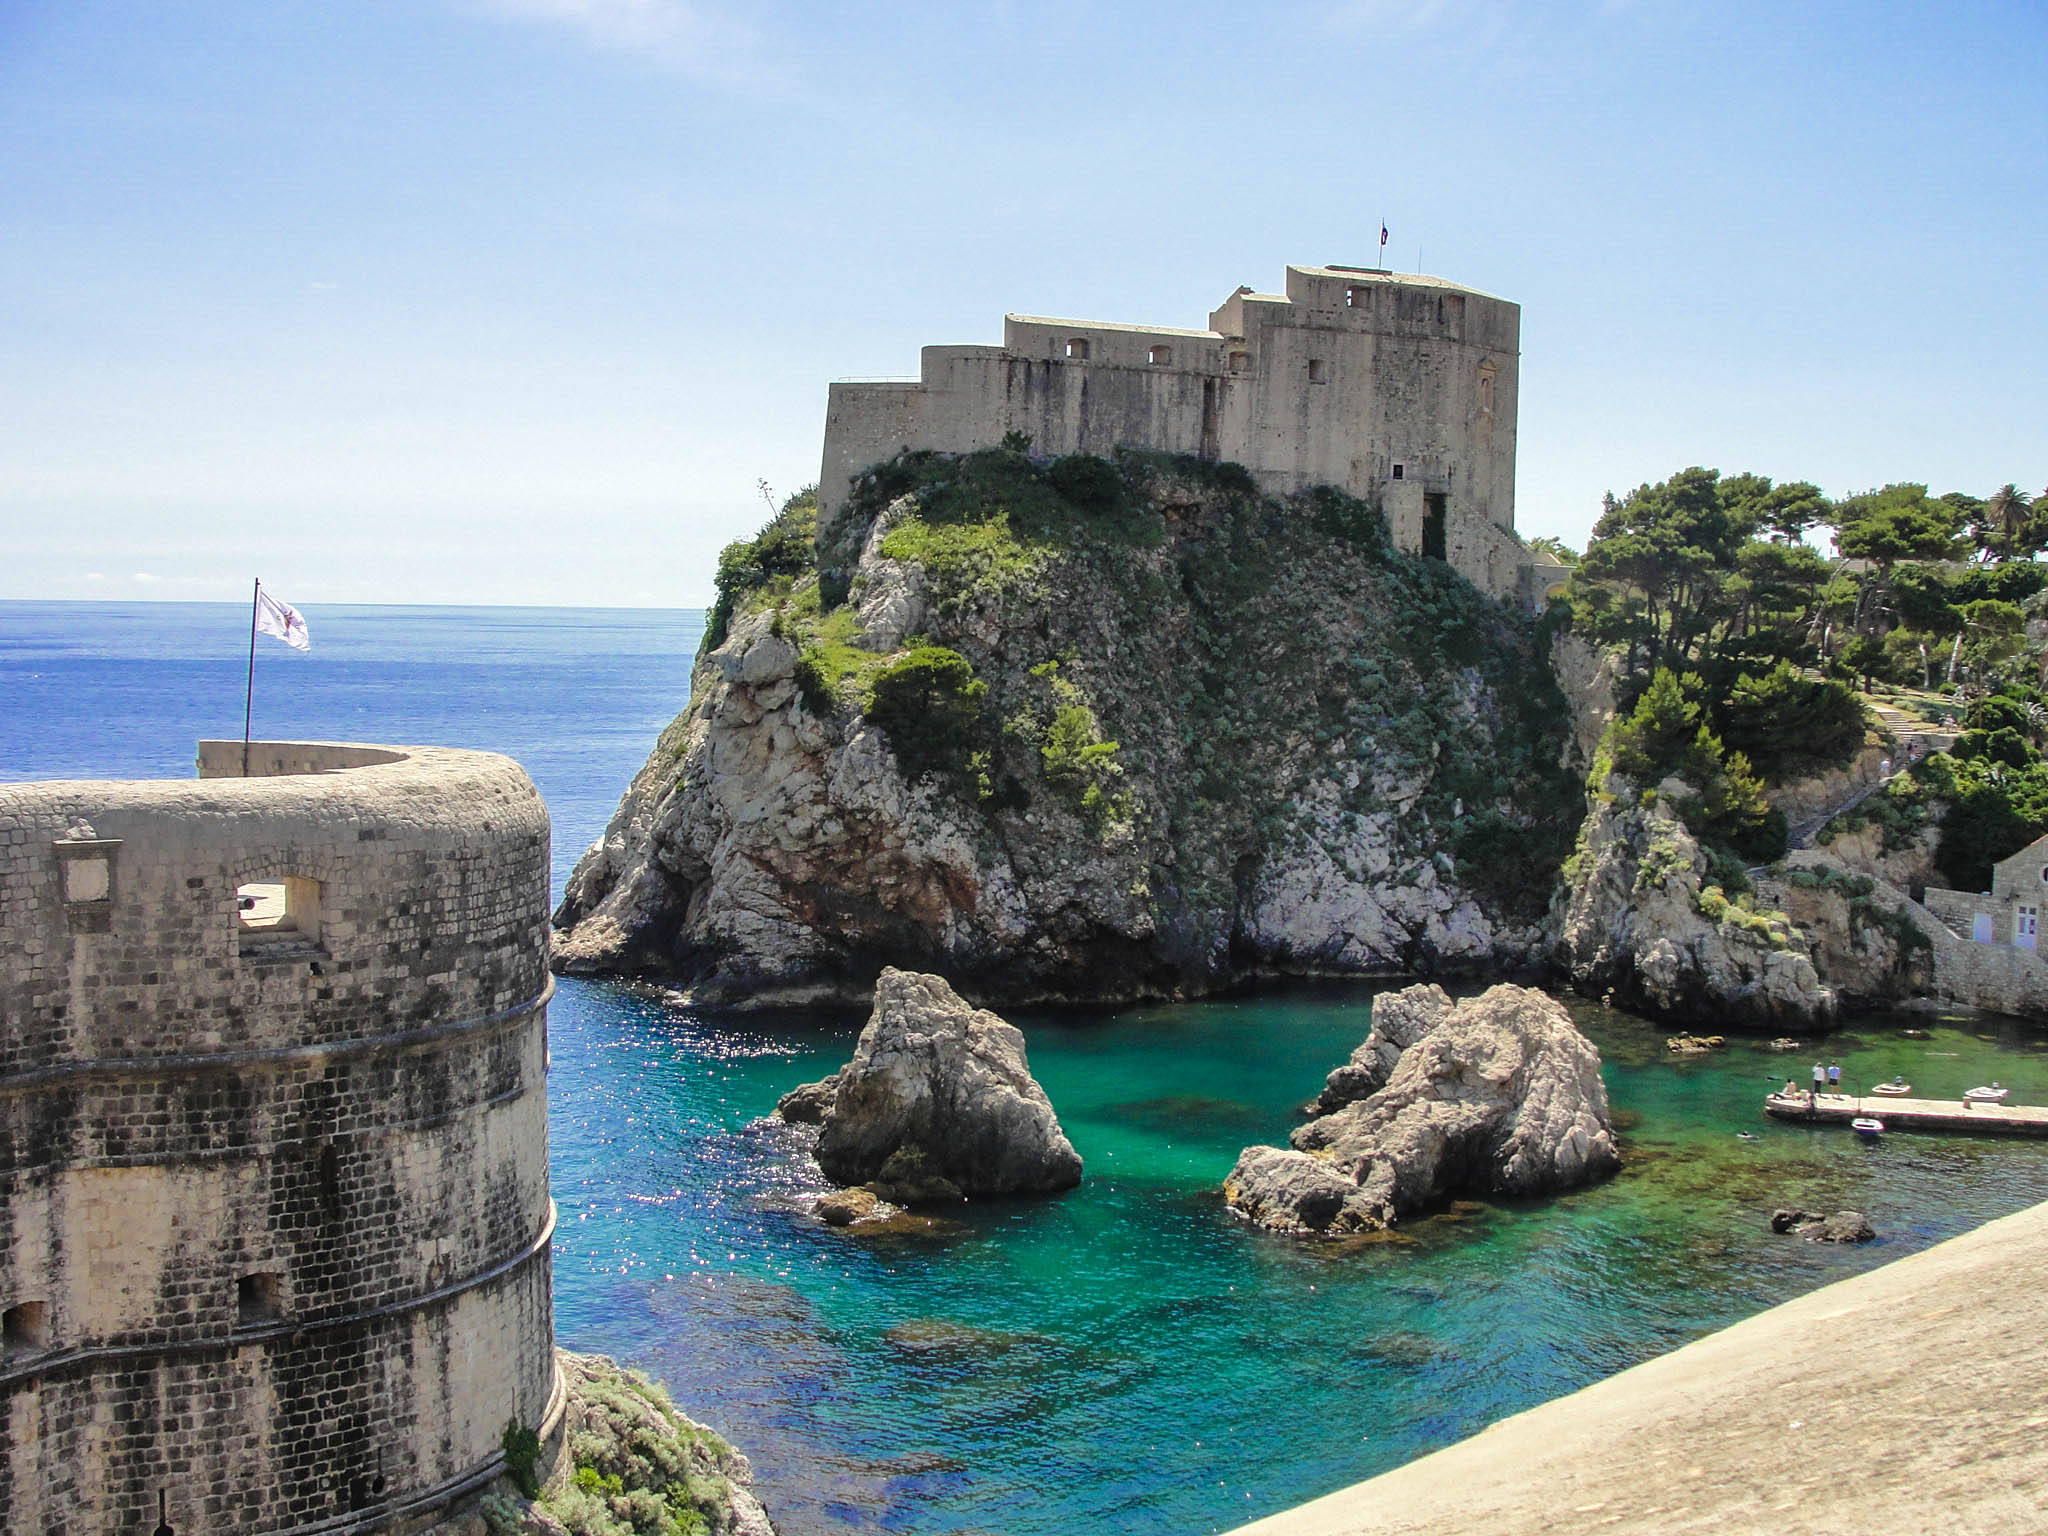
[1964,1085,2009,1103]
[1851,1117,1885,1137]
[1872,1079,1911,1096]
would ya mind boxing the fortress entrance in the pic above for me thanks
[1423,493,1448,561]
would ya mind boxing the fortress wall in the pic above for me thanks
[0,743,557,1535]
[816,267,1529,601]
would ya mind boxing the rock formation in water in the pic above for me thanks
[550,451,1582,1007]
[777,967,1081,1203]
[1772,1208,1877,1243]
[479,1350,773,1536]
[1557,779,1837,1032]
[1224,983,1619,1235]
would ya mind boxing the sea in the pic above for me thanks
[7,598,2048,1535]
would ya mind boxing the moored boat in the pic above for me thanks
[1965,1084,2010,1103]
[1872,1078,1910,1096]
[1851,1117,1885,1137]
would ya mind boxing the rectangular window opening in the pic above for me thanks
[1391,463,1405,481]
[1064,338,1090,360]
[1228,350,1250,373]
[1147,345,1172,366]
[1307,358,1327,384]
[1346,286,1366,308]
[238,876,323,956]
[3,1301,47,1353]
[1423,493,1448,562]
[237,1271,284,1327]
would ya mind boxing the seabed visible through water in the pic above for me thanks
[546,980,2048,1536]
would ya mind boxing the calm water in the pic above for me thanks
[8,600,2048,1535]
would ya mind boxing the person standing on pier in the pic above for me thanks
[1813,1062,1827,1100]
[1828,1062,1843,1095]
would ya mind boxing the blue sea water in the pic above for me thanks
[8,599,2048,1536]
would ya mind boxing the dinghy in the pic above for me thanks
[1851,1117,1885,1137]
[1964,1084,2009,1103]
[1872,1077,1911,1096]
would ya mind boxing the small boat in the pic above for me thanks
[1851,1117,1886,1137]
[1872,1078,1911,1096]
[1736,1131,1760,1141]
[1964,1084,2009,1103]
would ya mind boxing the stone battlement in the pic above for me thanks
[821,265,1568,605]
[0,741,559,1535]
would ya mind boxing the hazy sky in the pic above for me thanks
[4,1,2043,607]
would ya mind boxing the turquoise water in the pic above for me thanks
[9,601,2048,1534]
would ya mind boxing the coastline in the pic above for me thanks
[1224,1195,2048,1535]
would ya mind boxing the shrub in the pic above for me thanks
[1713,661,1869,780]
[502,1419,543,1499]
[865,646,987,785]
[705,489,818,650]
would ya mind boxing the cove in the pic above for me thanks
[546,978,2048,1536]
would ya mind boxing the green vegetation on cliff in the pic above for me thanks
[719,442,1583,954]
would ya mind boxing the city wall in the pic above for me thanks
[0,742,560,1534]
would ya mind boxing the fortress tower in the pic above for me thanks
[820,264,1561,604]
[0,741,559,1534]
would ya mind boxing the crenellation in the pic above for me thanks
[0,740,560,1534]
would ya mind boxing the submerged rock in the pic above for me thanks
[1772,1207,1877,1243]
[778,968,1082,1202]
[1226,983,1619,1235]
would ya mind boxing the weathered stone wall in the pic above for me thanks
[820,265,1535,601]
[0,742,560,1535]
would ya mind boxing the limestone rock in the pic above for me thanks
[1308,983,1453,1113]
[774,1075,838,1126]
[548,468,1575,1009]
[792,968,1082,1201]
[481,1350,773,1536]
[1227,983,1619,1235]
[1772,1208,1877,1243]
[1557,781,1837,1032]
[814,1186,886,1226]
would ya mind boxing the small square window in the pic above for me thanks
[1064,338,1090,360]
[3,1301,47,1353]
[1346,286,1367,308]
[1147,345,1172,366]
[1307,359,1327,384]
[237,1272,284,1326]
[1228,351,1250,373]
[1392,464,1405,480]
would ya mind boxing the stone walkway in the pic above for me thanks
[1221,1199,2048,1536]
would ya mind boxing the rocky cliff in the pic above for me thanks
[1557,778,1837,1031]
[553,450,1582,1007]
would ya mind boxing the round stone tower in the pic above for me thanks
[0,741,559,1534]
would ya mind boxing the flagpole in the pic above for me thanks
[243,578,259,778]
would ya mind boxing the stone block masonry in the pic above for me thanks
[821,264,1570,605]
[0,741,560,1534]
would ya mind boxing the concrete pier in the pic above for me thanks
[1221,1198,2048,1535]
[1762,1089,2048,1136]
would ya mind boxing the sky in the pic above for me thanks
[2,0,2043,608]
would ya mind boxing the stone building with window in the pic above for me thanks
[0,740,560,1534]
[1922,833,2048,952]
[818,264,1568,606]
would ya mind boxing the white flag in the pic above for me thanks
[255,586,310,651]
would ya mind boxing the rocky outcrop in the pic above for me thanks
[476,1350,772,1536]
[1759,851,1936,1007]
[550,454,1580,1007]
[778,968,1081,1203]
[1224,983,1619,1235]
[1305,982,1454,1113]
[1558,780,1837,1032]
[1772,1208,1877,1243]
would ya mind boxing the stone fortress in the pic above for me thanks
[820,263,1569,606]
[0,741,559,1534]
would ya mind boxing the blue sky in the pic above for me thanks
[3,0,2042,607]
